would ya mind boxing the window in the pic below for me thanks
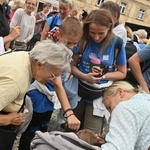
[137,9,145,20]
[96,0,104,6]
[120,2,127,14]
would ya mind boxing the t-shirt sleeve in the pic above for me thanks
[46,16,53,27]
[0,37,5,54]
[116,38,127,66]
[137,45,150,62]
[0,77,20,111]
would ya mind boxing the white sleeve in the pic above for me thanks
[9,9,21,31]
[24,17,36,43]
[0,37,5,54]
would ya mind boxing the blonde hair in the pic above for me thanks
[59,0,74,9]
[29,40,72,71]
[125,25,133,40]
[59,17,82,38]
[103,81,146,101]
[12,0,24,9]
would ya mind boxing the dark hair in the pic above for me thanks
[133,34,139,43]
[100,1,120,19]
[76,129,101,146]
[82,10,88,20]
[43,2,51,8]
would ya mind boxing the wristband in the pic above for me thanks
[63,108,72,118]
[65,113,74,119]
[102,75,106,79]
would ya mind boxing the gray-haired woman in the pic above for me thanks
[0,40,80,149]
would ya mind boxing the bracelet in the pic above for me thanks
[65,113,74,119]
[63,108,72,118]
[102,75,106,79]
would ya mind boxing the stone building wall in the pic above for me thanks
[73,0,150,28]
[24,0,149,33]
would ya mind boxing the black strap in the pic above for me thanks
[114,21,119,28]
[81,40,88,55]
[142,64,150,74]
[0,49,13,56]
[17,93,27,113]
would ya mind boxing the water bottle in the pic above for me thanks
[89,57,101,72]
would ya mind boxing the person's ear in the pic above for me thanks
[113,13,118,22]
[118,88,125,99]
[35,61,42,69]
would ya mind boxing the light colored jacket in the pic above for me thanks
[30,131,101,150]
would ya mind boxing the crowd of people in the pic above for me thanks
[0,0,150,150]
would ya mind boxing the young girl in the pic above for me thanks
[71,9,127,134]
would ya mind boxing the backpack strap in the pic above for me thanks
[49,14,59,31]
[113,36,122,68]
[18,93,27,113]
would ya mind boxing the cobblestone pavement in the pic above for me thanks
[12,110,64,150]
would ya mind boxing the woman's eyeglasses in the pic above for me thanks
[47,68,59,80]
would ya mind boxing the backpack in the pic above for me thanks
[125,40,137,67]
[0,4,10,37]
[123,40,138,86]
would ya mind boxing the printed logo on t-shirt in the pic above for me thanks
[103,55,109,61]
[89,53,97,59]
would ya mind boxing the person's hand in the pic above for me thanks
[85,72,102,84]
[66,113,80,131]
[46,27,59,42]
[94,134,105,145]
[9,26,21,41]
[8,112,26,126]
[141,84,150,93]
[91,66,103,76]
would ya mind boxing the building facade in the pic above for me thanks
[73,0,150,36]
[74,0,150,25]
[20,0,150,27]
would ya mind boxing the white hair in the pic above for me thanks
[29,40,73,71]
[136,29,147,38]
[59,0,74,9]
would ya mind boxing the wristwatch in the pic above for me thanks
[102,75,106,79]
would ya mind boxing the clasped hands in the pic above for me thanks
[8,112,26,126]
